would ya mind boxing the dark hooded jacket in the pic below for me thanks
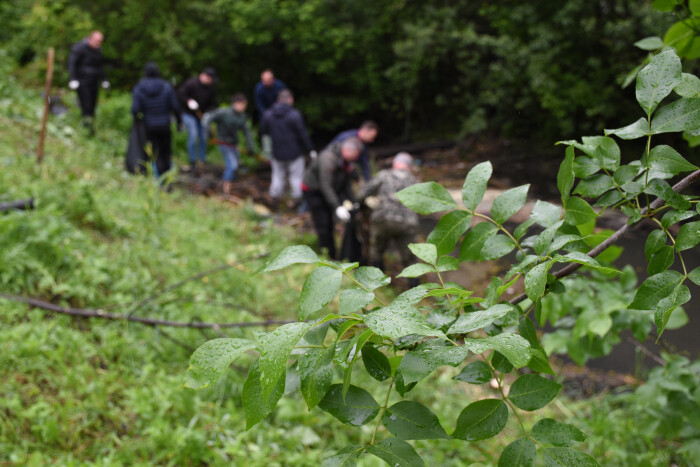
[68,39,105,83]
[132,72,181,129]
[260,103,314,161]
[302,141,356,209]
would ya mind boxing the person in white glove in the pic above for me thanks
[301,137,363,259]
[177,68,218,167]
[67,30,107,134]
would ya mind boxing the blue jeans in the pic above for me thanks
[218,145,239,181]
[182,113,206,164]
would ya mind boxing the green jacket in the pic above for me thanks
[203,107,254,151]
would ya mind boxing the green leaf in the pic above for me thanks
[184,338,256,390]
[508,374,561,411]
[564,197,598,226]
[298,346,335,409]
[535,221,564,256]
[365,437,425,467]
[653,0,677,12]
[299,266,342,319]
[661,209,697,228]
[408,243,438,265]
[613,165,640,185]
[634,36,664,51]
[454,361,492,384]
[651,98,700,134]
[343,329,374,400]
[498,438,536,467]
[397,263,435,278]
[464,333,532,368]
[318,384,380,426]
[531,418,587,447]
[558,146,575,205]
[481,235,516,260]
[436,256,460,272]
[664,19,700,60]
[655,284,690,334]
[383,401,449,440]
[574,174,614,197]
[629,270,684,310]
[258,322,312,401]
[427,211,472,256]
[675,73,700,97]
[354,266,391,290]
[542,447,600,467]
[363,302,445,340]
[524,261,552,302]
[648,145,699,175]
[553,252,618,274]
[675,221,700,251]
[447,304,513,335]
[242,359,285,429]
[648,245,675,276]
[459,222,498,261]
[462,161,492,211]
[604,117,649,140]
[398,340,469,384]
[491,185,530,225]
[528,348,555,375]
[263,245,319,271]
[573,156,602,179]
[452,399,508,441]
[688,266,700,285]
[322,446,364,467]
[636,49,682,117]
[531,200,562,228]
[590,137,620,170]
[397,182,458,215]
[339,288,375,315]
[361,344,392,382]
[644,179,691,210]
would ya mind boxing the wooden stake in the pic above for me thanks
[37,47,55,163]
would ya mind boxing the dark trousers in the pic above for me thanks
[305,191,336,259]
[77,81,99,117]
[145,126,172,176]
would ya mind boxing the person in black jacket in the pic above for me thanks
[177,68,218,168]
[132,62,181,177]
[68,31,109,134]
[260,89,315,207]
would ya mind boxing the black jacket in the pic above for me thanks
[68,39,105,83]
[177,76,217,118]
[260,103,314,161]
[132,78,181,129]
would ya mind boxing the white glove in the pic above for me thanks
[310,150,318,159]
[101,81,110,89]
[69,80,79,90]
[335,206,351,222]
[187,99,199,110]
[365,196,380,209]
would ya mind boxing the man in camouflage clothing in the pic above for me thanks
[357,152,419,270]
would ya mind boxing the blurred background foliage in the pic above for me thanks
[1,0,680,144]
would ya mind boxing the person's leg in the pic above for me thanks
[288,156,305,200]
[153,127,172,177]
[181,114,199,164]
[369,221,389,270]
[269,159,286,200]
[196,119,207,163]
[305,191,336,259]
[219,145,239,194]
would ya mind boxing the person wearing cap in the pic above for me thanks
[330,121,379,181]
[68,30,109,134]
[254,69,286,119]
[302,137,362,259]
[260,89,315,208]
[357,152,420,271]
[177,68,218,168]
[131,62,181,177]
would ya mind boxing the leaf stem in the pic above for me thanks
[371,375,396,445]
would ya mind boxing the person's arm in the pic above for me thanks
[67,43,82,82]
[177,79,192,104]
[131,87,142,117]
[254,83,265,117]
[318,153,341,208]
[242,119,255,153]
[168,86,182,127]
[360,149,371,181]
[293,112,314,153]
[357,173,382,201]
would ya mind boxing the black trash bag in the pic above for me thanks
[125,118,148,174]
[339,206,370,265]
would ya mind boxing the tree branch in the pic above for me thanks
[0,293,295,329]
[511,169,700,305]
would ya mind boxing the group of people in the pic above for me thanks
[68,30,421,270]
